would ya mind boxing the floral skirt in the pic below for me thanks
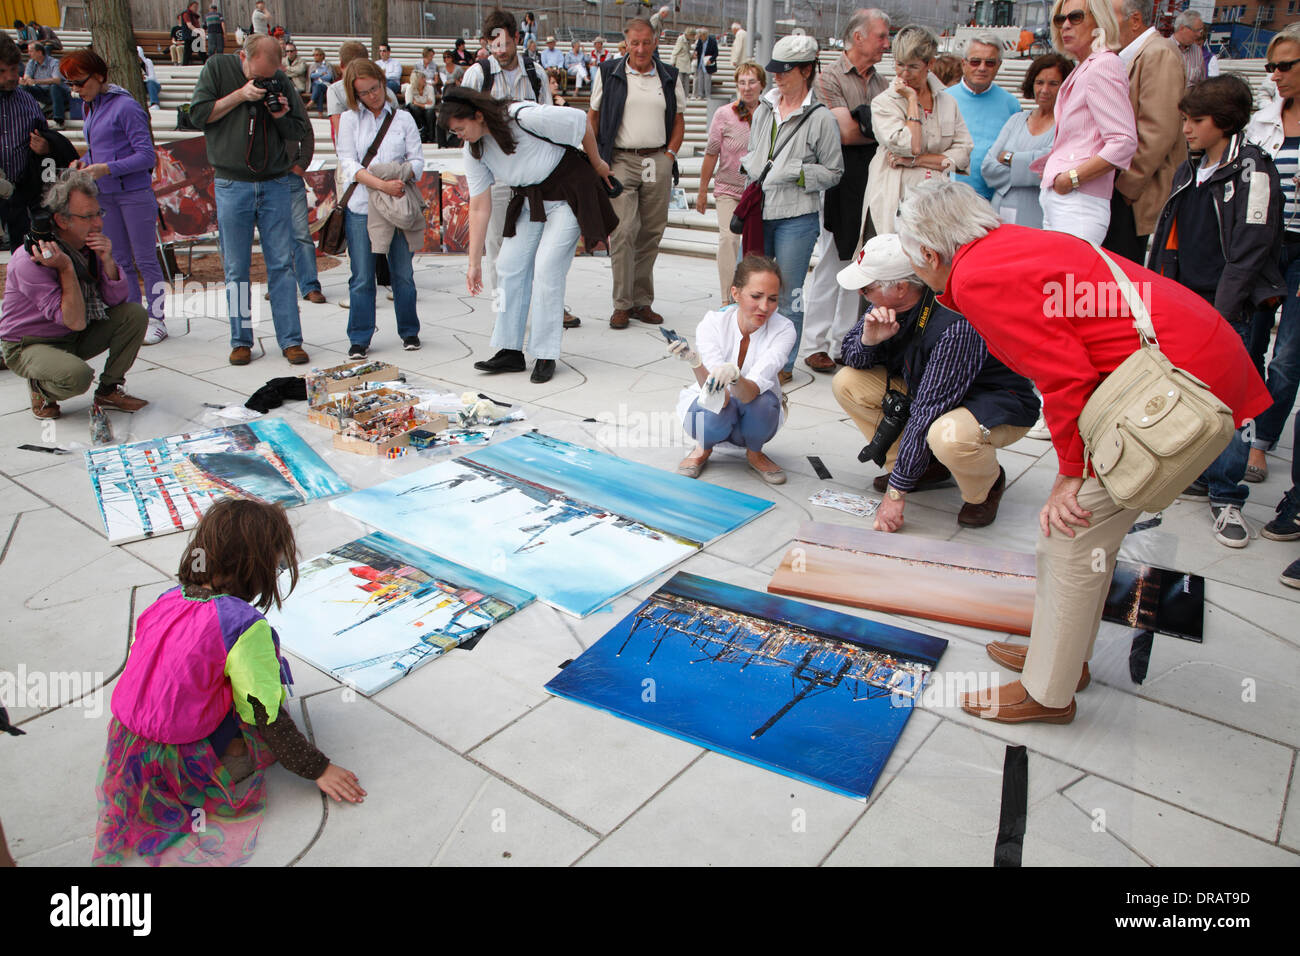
[93,716,276,867]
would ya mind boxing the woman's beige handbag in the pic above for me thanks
[1077,243,1236,513]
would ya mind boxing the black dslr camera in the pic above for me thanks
[253,76,286,112]
[858,387,912,467]
[24,208,57,260]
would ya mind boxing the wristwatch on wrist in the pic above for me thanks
[1001,150,1013,165]
[886,487,905,502]
[1068,168,1081,190]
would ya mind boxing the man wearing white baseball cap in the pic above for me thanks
[830,234,1038,533]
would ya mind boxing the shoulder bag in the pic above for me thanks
[1077,242,1236,512]
[317,109,396,255]
[730,103,823,240]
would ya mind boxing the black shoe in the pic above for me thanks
[348,343,368,359]
[1281,557,1300,590]
[530,359,555,383]
[473,348,526,373]
[872,460,952,494]
[1182,479,1210,500]
[402,336,421,351]
[1262,491,1300,541]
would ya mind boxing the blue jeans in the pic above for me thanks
[1203,427,1251,506]
[24,83,69,121]
[310,81,328,110]
[145,79,161,107]
[763,211,820,374]
[1250,239,1300,449]
[214,175,302,349]
[684,390,782,451]
[344,209,419,346]
[386,79,401,96]
[290,175,321,296]
[493,198,579,360]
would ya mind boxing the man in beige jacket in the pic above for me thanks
[1103,0,1186,264]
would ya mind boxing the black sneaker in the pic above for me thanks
[473,348,526,373]
[402,336,421,351]
[1262,492,1300,542]
[1182,479,1210,500]
[1211,504,1251,548]
[1281,557,1300,590]
[348,343,368,360]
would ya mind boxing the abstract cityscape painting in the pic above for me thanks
[769,522,1204,640]
[85,419,349,545]
[332,432,773,617]
[545,572,948,799]
[267,532,534,695]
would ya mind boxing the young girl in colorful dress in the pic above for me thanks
[94,499,364,866]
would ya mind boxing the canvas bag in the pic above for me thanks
[317,109,395,256]
[1077,242,1236,513]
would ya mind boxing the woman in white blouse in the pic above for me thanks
[404,68,437,142]
[440,87,615,383]
[337,59,425,359]
[669,255,795,484]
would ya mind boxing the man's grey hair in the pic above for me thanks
[43,169,98,217]
[1174,10,1204,31]
[243,32,279,61]
[893,25,939,65]
[964,33,1004,60]
[895,180,1000,265]
[870,275,927,293]
[844,8,890,46]
[732,22,743,31]
[1119,0,1153,27]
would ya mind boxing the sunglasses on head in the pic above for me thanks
[1052,10,1087,26]
[1266,57,1300,73]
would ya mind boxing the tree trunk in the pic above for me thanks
[371,0,388,60]
[87,0,147,107]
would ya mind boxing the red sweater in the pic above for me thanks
[938,224,1271,476]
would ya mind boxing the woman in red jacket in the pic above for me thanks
[895,179,1271,724]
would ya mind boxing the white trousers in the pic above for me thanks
[801,226,860,359]
[492,199,581,360]
[484,181,513,294]
[1039,186,1111,245]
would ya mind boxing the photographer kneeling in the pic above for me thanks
[1,170,148,419]
[830,234,1037,532]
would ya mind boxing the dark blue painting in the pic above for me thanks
[545,573,948,799]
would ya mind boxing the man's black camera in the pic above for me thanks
[24,208,56,259]
[858,388,912,467]
[253,76,285,112]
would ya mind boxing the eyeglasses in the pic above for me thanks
[1266,57,1300,73]
[66,209,105,220]
[1052,10,1087,26]
[65,76,92,88]
[355,84,384,98]
[966,58,998,67]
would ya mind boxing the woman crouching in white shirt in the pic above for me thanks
[670,255,794,484]
[440,87,616,383]
[337,59,425,358]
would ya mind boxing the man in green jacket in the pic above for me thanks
[190,33,313,366]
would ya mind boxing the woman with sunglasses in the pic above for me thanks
[61,49,167,346]
[1245,23,1300,491]
[1035,0,1136,244]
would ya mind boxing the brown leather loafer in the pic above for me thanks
[960,680,1076,724]
[986,641,1091,691]
[609,308,631,330]
[563,309,580,329]
[804,351,836,373]
[957,466,1006,528]
[303,291,327,304]
[283,345,310,365]
[873,459,952,493]
[94,386,148,412]
[778,370,793,384]
[633,305,664,325]
[29,381,60,420]
[229,346,252,366]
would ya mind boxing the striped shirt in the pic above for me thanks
[704,103,751,200]
[1275,135,1300,236]
[1041,50,1137,202]
[0,87,47,183]
[840,304,988,493]
[1178,43,1206,87]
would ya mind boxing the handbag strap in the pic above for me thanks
[759,103,822,184]
[340,107,397,208]
[1087,240,1158,350]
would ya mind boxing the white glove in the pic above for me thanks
[666,338,701,367]
[704,362,740,394]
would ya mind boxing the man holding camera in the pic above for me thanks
[830,235,1038,532]
[190,33,313,366]
[1,170,148,419]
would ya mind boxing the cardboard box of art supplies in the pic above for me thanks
[332,408,448,456]
[308,387,418,431]
[306,360,401,406]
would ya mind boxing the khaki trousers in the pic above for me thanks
[608,150,672,311]
[1,303,148,401]
[831,365,1028,502]
[714,193,741,304]
[1023,478,1140,707]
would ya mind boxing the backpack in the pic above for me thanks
[490,52,543,102]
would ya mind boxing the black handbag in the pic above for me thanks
[318,109,396,256]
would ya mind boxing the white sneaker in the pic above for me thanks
[1025,412,1051,440]
[143,319,168,346]
[1211,504,1252,549]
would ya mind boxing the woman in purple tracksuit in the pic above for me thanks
[61,49,167,344]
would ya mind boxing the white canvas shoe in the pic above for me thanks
[1025,412,1050,440]
[143,319,168,346]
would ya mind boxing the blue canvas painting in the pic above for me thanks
[86,418,350,545]
[268,532,533,695]
[545,573,949,799]
[332,432,772,617]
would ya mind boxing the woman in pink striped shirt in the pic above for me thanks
[1036,0,1137,244]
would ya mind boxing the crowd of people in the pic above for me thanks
[1,5,1299,864]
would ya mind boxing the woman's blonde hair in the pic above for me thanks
[893,25,939,65]
[1049,0,1122,56]
[343,58,387,111]
[734,59,766,86]
[1266,22,1300,62]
